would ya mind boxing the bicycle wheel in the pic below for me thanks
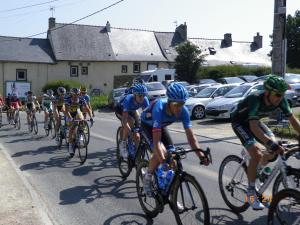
[0,107,2,128]
[57,127,63,149]
[171,174,210,225]
[76,130,88,164]
[82,120,90,145]
[33,116,38,134]
[15,112,21,130]
[218,155,249,213]
[116,126,132,177]
[116,126,122,149]
[267,189,300,225]
[272,167,300,196]
[49,119,56,139]
[136,160,162,218]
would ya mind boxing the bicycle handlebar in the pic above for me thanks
[173,147,212,165]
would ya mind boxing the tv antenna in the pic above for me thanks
[50,6,55,17]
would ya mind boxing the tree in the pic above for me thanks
[174,41,205,83]
[286,10,300,68]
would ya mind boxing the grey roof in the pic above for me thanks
[154,32,184,62]
[0,36,55,63]
[48,23,115,61]
[108,28,167,62]
[189,38,271,67]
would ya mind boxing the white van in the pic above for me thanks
[138,68,176,83]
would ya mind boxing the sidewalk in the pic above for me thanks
[0,149,52,225]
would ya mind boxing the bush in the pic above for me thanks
[90,95,108,110]
[42,80,82,95]
[197,65,271,80]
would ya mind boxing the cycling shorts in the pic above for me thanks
[115,104,140,128]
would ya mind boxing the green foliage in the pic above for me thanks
[286,10,300,68]
[42,80,81,94]
[197,65,271,80]
[174,41,206,83]
[90,95,108,110]
[287,67,300,74]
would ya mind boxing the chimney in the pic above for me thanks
[221,33,232,47]
[175,22,187,41]
[48,17,56,30]
[106,21,111,32]
[253,32,263,49]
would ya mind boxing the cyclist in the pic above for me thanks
[10,93,21,124]
[231,75,300,210]
[25,91,39,125]
[5,93,12,122]
[65,88,93,157]
[41,90,54,129]
[80,86,94,118]
[53,87,67,140]
[115,84,149,159]
[141,83,209,196]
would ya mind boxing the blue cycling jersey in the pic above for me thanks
[81,94,90,104]
[141,98,192,130]
[122,94,149,112]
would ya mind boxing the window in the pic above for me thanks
[133,62,140,73]
[121,65,127,73]
[70,65,78,77]
[81,66,88,75]
[165,74,172,80]
[16,69,27,81]
[153,75,158,81]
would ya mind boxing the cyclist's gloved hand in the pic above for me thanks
[198,150,210,166]
[266,140,284,155]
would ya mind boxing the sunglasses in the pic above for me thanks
[270,91,284,98]
[135,94,145,98]
[170,101,185,107]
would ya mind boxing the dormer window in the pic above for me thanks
[208,47,216,55]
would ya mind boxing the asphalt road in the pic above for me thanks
[0,110,298,225]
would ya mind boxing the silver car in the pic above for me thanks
[108,87,127,108]
[144,82,166,101]
[185,84,238,119]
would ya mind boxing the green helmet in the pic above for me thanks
[263,75,288,94]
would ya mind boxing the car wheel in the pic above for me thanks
[192,105,205,120]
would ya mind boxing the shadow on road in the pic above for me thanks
[59,175,137,205]
[102,212,153,225]
[12,144,63,157]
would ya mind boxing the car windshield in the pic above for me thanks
[145,82,166,91]
[285,74,300,84]
[199,79,216,84]
[224,85,251,98]
[113,89,125,97]
[195,87,217,98]
[225,77,244,83]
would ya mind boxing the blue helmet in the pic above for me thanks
[133,84,148,95]
[167,83,188,102]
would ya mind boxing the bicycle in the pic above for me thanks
[116,126,153,178]
[14,109,21,130]
[267,188,300,225]
[56,115,67,149]
[136,147,212,225]
[0,106,2,128]
[45,110,56,138]
[28,110,38,134]
[218,145,300,213]
[69,119,90,164]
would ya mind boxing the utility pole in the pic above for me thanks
[272,0,286,77]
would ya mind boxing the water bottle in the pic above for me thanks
[156,164,167,190]
[259,166,272,183]
[163,169,174,195]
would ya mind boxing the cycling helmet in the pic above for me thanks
[70,87,80,95]
[47,89,54,96]
[167,83,188,102]
[132,84,148,95]
[43,93,49,98]
[27,91,33,95]
[264,75,288,94]
[80,86,87,93]
[57,87,66,95]
[12,93,17,97]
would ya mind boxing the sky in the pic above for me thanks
[0,0,299,47]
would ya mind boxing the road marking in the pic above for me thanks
[91,131,115,142]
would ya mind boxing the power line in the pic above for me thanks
[0,0,60,13]
[0,0,125,41]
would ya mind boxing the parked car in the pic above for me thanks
[171,81,190,87]
[205,82,264,120]
[108,87,127,108]
[186,84,215,97]
[197,79,218,84]
[216,77,245,84]
[144,82,166,101]
[161,80,174,87]
[185,84,238,119]
[238,75,258,82]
